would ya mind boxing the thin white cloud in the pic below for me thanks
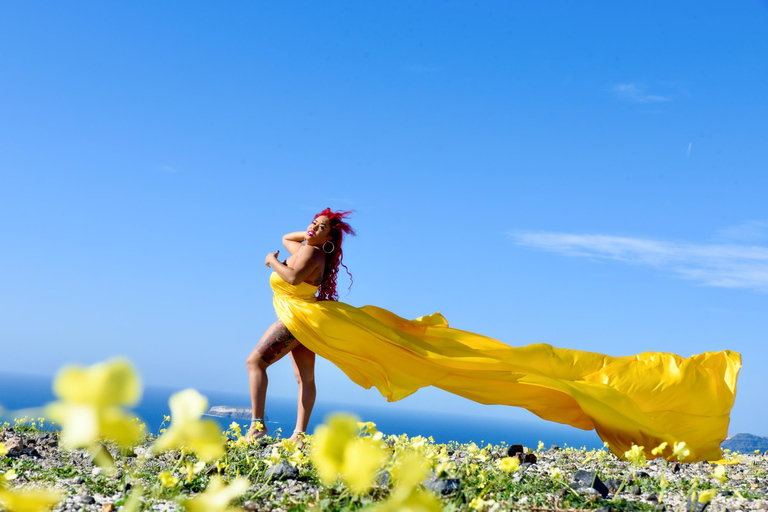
[610,83,671,103]
[713,220,768,244]
[510,231,768,292]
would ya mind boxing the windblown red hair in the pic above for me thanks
[315,208,356,301]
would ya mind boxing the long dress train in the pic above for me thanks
[270,272,741,461]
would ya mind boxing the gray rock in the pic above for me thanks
[604,478,622,492]
[572,470,609,498]
[685,493,710,512]
[264,461,299,481]
[5,437,23,451]
[423,477,461,495]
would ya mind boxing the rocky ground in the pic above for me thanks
[3,424,768,511]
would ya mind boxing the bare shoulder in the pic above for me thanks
[298,244,325,263]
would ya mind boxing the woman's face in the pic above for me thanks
[305,215,331,246]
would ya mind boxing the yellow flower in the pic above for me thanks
[467,496,496,510]
[46,358,143,449]
[310,413,387,494]
[289,450,306,467]
[497,456,520,473]
[713,465,727,484]
[697,488,717,503]
[152,389,224,462]
[159,471,178,488]
[265,446,282,467]
[279,438,297,453]
[651,442,668,456]
[228,422,242,439]
[624,444,647,467]
[672,441,690,462]
[0,486,63,512]
[435,460,456,478]
[182,476,249,512]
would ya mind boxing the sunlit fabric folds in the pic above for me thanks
[270,272,741,461]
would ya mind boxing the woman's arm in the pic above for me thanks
[282,231,306,255]
[266,247,321,285]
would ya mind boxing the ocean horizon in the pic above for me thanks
[0,371,604,449]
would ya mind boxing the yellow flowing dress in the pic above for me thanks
[271,272,741,461]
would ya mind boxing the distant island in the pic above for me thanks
[721,433,768,453]
[205,406,269,422]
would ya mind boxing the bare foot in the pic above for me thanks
[245,421,268,442]
[288,431,305,449]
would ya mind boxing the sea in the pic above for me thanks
[0,372,603,449]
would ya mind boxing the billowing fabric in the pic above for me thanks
[270,272,741,461]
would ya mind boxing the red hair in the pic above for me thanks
[315,208,355,301]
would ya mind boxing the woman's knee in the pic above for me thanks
[293,367,315,386]
[246,353,269,372]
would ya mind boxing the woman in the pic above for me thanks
[250,208,741,461]
[245,208,355,444]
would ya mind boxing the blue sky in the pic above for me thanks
[1,2,767,436]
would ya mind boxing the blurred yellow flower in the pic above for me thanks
[672,441,690,462]
[0,486,63,512]
[310,413,387,494]
[651,442,668,456]
[47,358,143,449]
[159,470,179,488]
[343,438,388,493]
[713,464,727,484]
[366,451,442,512]
[152,389,224,462]
[697,488,717,503]
[468,497,497,511]
[366,487,442,512]
[497,456,520,473]
[121,485,144,512]
[624,444,647,467]
[182,476,249,512]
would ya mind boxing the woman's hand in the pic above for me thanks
[265,250,280,268]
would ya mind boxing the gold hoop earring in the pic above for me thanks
[323,241,335,254]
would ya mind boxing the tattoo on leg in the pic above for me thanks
[258,324,296,364]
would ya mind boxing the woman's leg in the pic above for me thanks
[288,345,316,446]
[245,320,299,439]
